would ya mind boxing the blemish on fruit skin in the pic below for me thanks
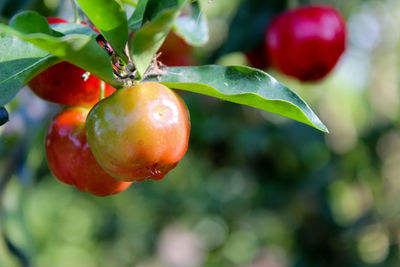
[153,110,165,120]
[138,140,144,145]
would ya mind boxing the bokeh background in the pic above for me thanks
[1,0,400,266]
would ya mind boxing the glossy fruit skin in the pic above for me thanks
[265,5,346,81]
[86,82,191,182]
[158,32,194,66]
[46,107,132,196]
[28,18,115,107]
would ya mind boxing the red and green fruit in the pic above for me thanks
[45,107,132,196]
[265,5,346,81]
[86,82,191,182]
[28,18,115,107]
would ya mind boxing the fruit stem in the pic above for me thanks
[72,0,81,24]
[100,81,105,100]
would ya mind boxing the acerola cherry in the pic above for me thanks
[28,18,115,107]
[265,5,346,81]
[86,82,191,182]
[46,107,132,196]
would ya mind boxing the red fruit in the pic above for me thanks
[158,32,194,66]
[265,5,346,81]
[45,107,132,196]
[28,18,115,107]
[28,62,115,107]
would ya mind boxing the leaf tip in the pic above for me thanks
[315,122,329,133]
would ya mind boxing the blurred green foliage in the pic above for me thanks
[2,0,400,266]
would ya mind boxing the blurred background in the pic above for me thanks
[1,0,400,266]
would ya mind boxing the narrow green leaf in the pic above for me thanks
[144,65,328,132]
[76,0,129,62]
[0,107,9,126]
[130,0,187,77]
[174,1,208,46]
[128,0,149,30]
[0,23,120,88]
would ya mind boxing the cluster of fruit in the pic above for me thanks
[246,5,347,82]
[30,18,191,197]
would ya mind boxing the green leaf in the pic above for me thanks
[130,0,187,77]
[128,0,186,31]
[0,107,9,126]
[144,65,328,132]
[174,1,208,46]
[0,34,60,107]
[0,11,109,106]
[76,0,129,62]
[128,0,149,30]
[0,13,120,89]
[51,22,97,36]
[9,11,60,36]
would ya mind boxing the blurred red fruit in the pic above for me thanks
[265,5,346,81]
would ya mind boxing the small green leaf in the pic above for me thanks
[0,13,120,88]
[144,65,328,132]
[0,107,9,126]
[9,11,60,36]
[76,0,129,62]
[174,1,208,46]
[128,0,149,30]
[130,0,187,77]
